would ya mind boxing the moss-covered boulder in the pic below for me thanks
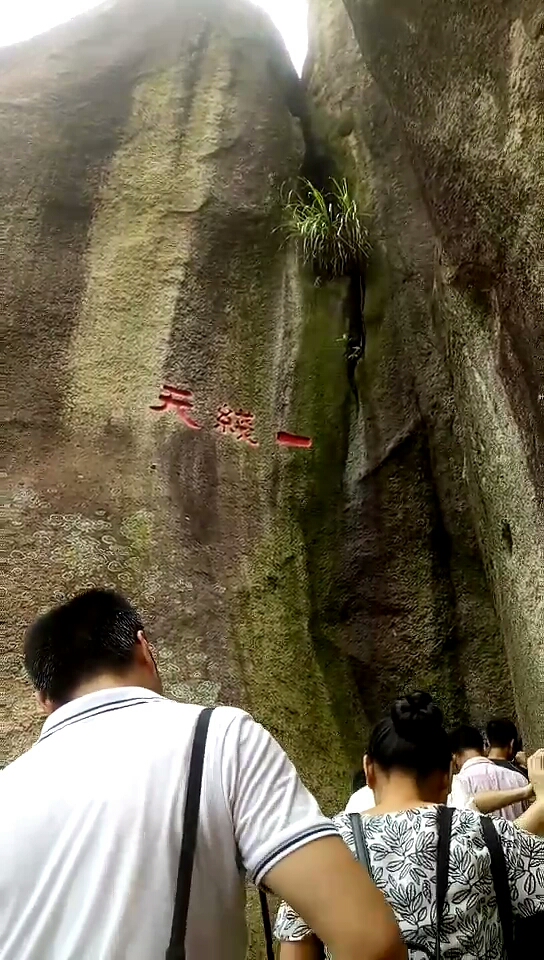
[4,0,539,834]
[307,0,543,746]
[1,0,364,810]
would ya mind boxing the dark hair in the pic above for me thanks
[486,718,518,749]
[367,692,451,778]
[449,724,484,756]
[24,589,144,704]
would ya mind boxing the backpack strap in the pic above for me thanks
[350,813,372,874]
[480,816,515,960]
[166,707,214,960]
[435,805,454,960]
[259,889,275,960]
[351,810,444,960]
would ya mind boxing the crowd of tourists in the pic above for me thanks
[1,589,542,959]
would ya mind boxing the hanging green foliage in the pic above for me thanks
[282,178,370,280]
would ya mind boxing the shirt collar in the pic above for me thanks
[460,756,493,772]
[39,686,162,741]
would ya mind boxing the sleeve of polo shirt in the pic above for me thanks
[222,711,338,887]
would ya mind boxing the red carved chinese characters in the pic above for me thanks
[215,406,259,447]
[215,404,236,435]
[151,383,312,450]
[150,385,201,430]
[276,431,313,450]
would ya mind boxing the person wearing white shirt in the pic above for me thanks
[345,781,376,813]
[450,724,531,820]
[276,692,544,960]
[0,589,404,960]
[346,737,533,817]
[345,766,479,813]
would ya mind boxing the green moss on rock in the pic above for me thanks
[232,274,365,815]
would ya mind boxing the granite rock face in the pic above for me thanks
[307,0,543,745]
[1,0,364,811]
[3,0,541,823]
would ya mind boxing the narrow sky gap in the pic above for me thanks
[0,1,308,73]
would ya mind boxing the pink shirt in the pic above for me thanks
[451,756,528,820]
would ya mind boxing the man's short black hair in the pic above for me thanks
[24,589,144,704]
[449,724,484,756]
[486,718,518,749]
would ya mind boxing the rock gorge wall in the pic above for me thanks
[1,0,364,800]
[307,0,543,746]
[2,0,541,819]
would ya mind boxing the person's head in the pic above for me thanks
[364,692,452,805]
[24,589,162,714]
[449,724,484,772]
[486,718,518,760]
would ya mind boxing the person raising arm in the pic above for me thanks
[456,782,535,815]
[514,749,544,835]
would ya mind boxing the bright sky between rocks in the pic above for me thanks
[0,0,309,73]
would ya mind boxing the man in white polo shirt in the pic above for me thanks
[449,724,531,820]
[0,590,404,960]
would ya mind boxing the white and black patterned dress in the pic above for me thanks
[274,806,544,959]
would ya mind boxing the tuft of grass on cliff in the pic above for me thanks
[282,177,370,280]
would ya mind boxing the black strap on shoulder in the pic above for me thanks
[435,805,454,960]
[259,889,275,960]
[480,816,515,960]
[350,813,372,874]
[166,707,214,960]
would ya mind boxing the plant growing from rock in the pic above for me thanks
[283,177,370,281]
[283,177,371,395]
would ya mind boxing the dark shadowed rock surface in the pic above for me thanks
[307,0,543,745]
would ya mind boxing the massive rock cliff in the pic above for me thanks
[2,0,541,810]
[307,0,543,746]
[1,0,365,799]
[5,1,543,955]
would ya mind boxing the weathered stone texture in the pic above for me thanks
[3,0,542,824]
[1,0,363,813]
[307,0,543,744]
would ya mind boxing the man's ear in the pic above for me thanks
[35,690,55,717]
[135,630,155,668]
[135,630,163,694]
[136,630,162,678]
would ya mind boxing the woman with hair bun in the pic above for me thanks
[275,692,544,959]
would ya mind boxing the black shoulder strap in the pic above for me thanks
[350,813,372,874]
[259,890,275,960]
[480,816,515,960]
[166,707,214,960]
[435,805,454,960]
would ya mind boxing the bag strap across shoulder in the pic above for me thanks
[350,812,372,873]
[259,890,275,960]
[166,707,214,960]
[350,807,452,960]
[435,805,454,960]
[480,816,515,960]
